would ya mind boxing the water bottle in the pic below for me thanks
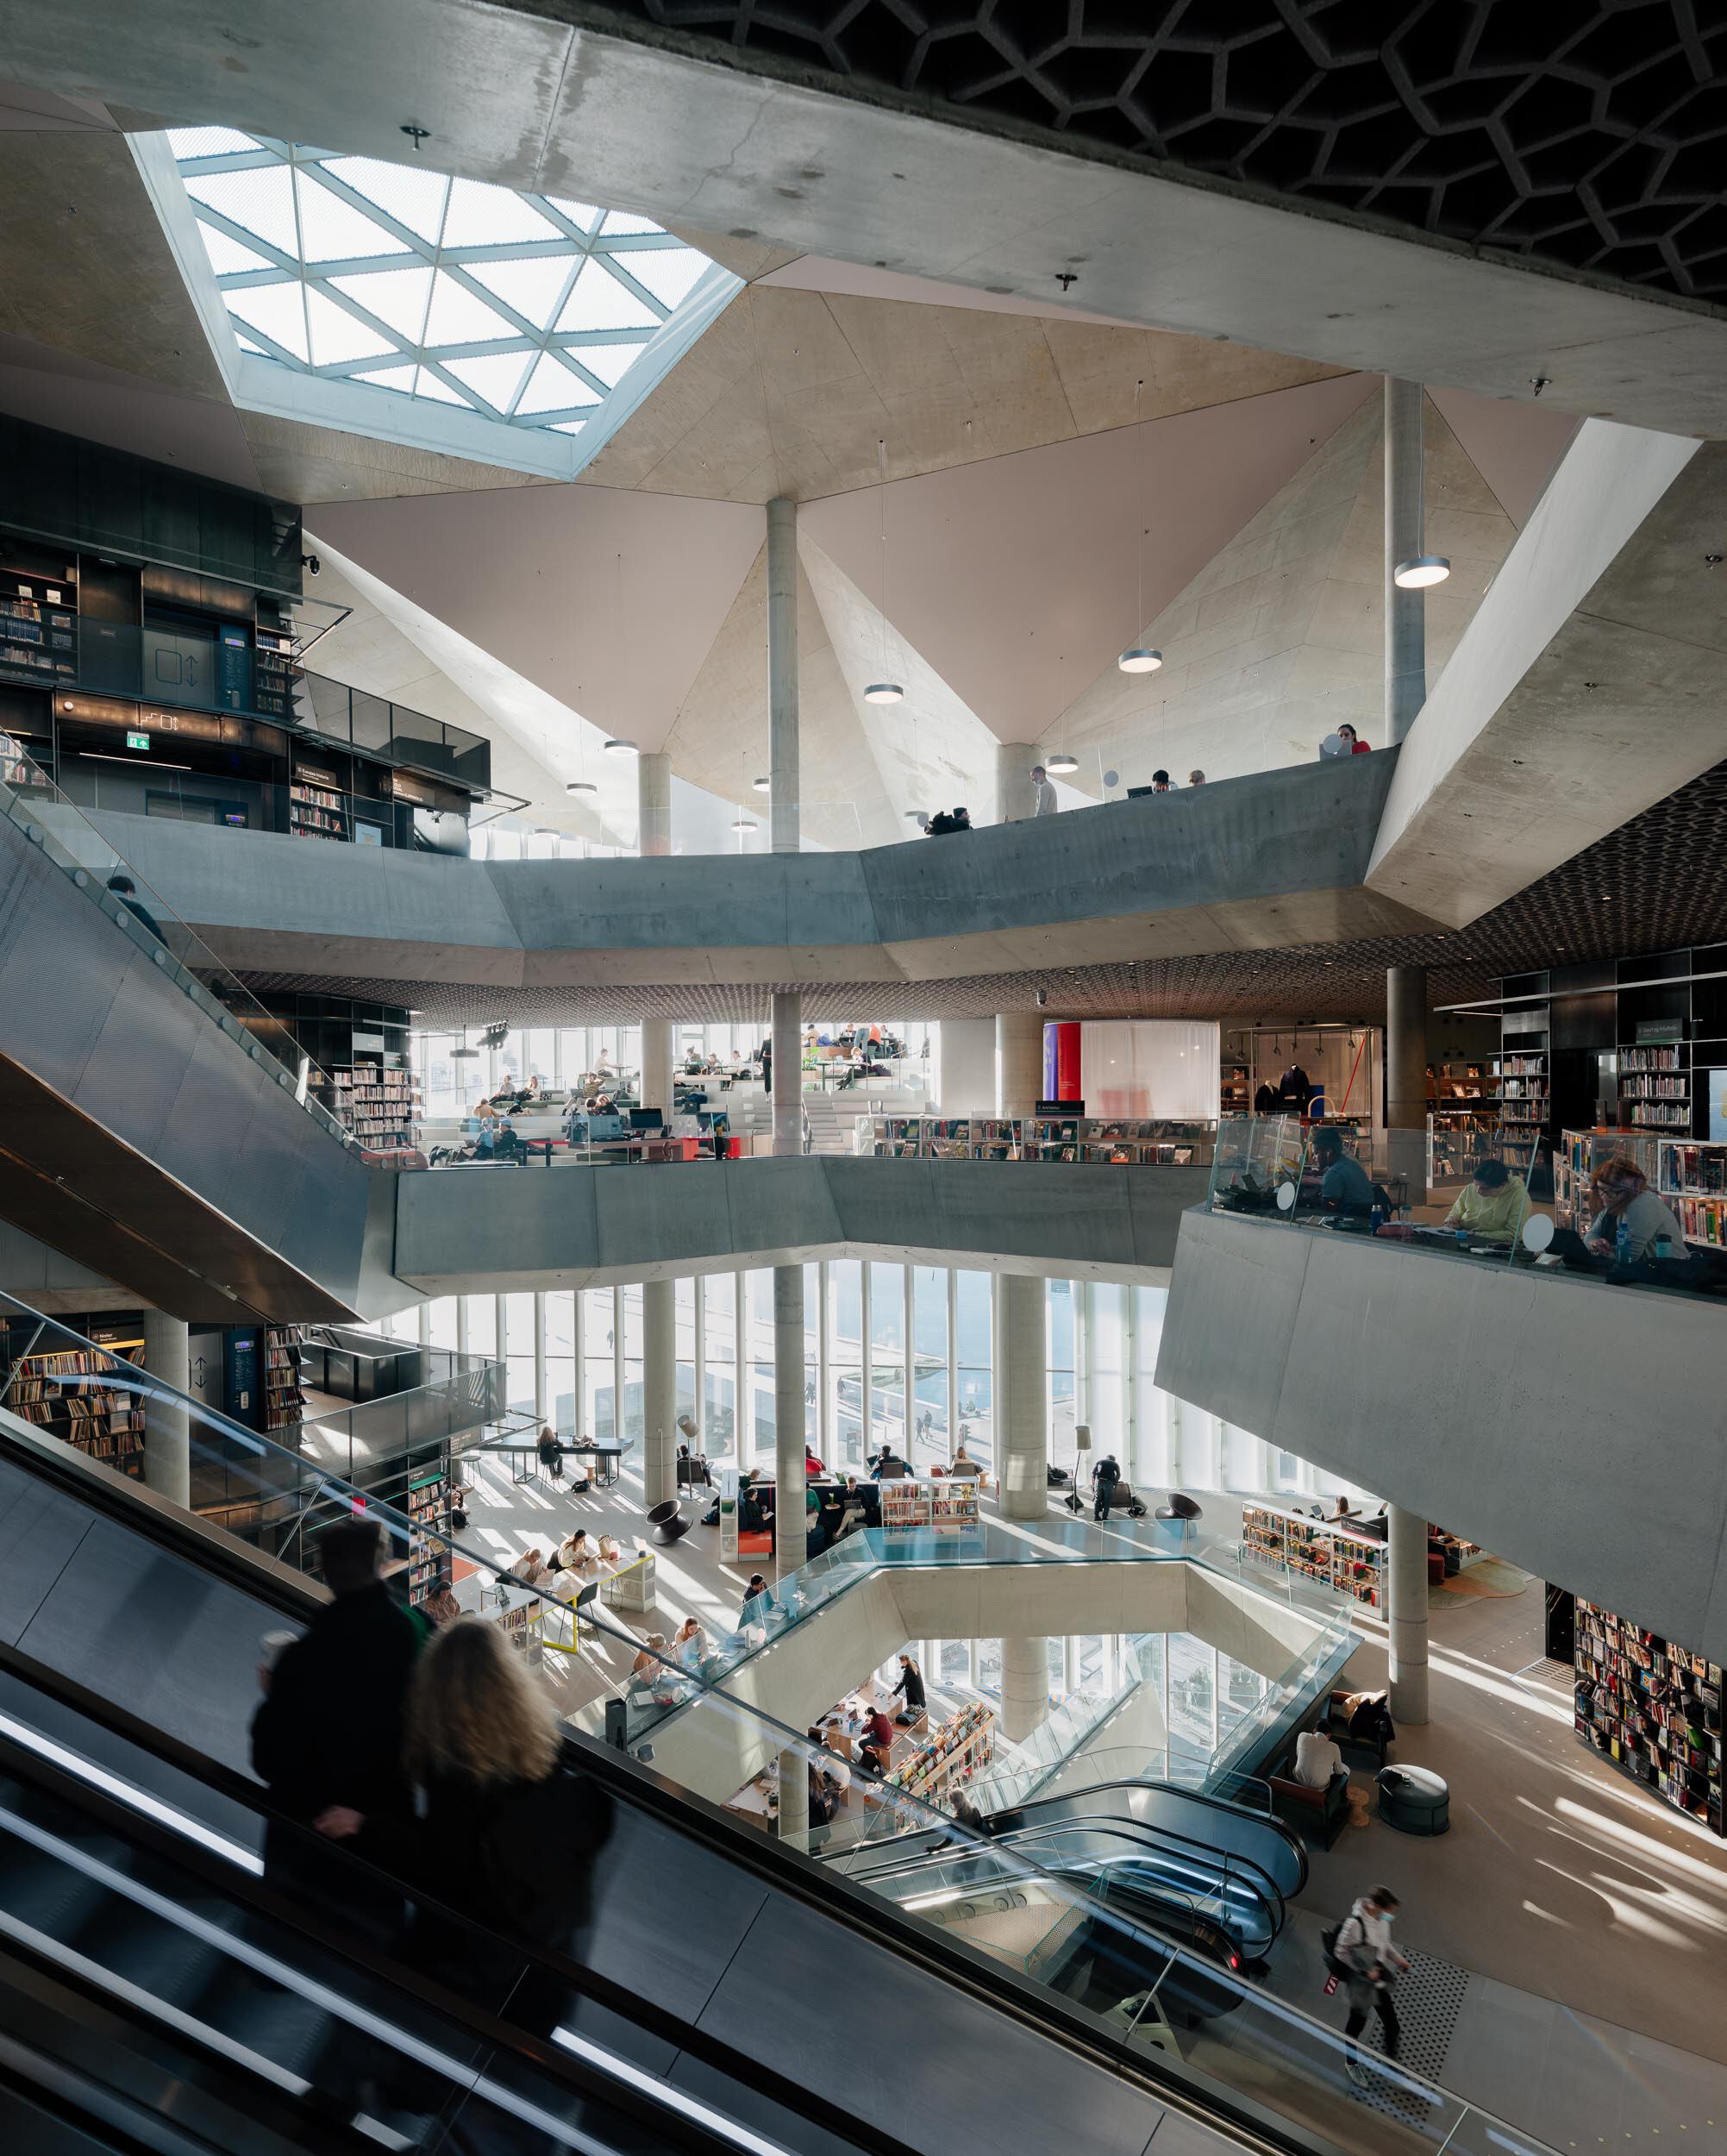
[1615,1219,1632,1268]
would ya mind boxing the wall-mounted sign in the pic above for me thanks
[1636,1019,1684,1044]
[125,730,150,750]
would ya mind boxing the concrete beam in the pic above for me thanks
[93,753,1430,995]
[1156,1205,1727,1665]
[1367,422,1711,927]
[391,1156,1206,1296]
[9,5,1727,436]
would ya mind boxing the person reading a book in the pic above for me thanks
[1439,1158,1530,1244]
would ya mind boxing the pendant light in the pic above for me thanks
[752,774,772,793]
[566,779,597,794]
[604,737,637,755]
[864,437,904,705]
[1394,555,1450,588]
[1118,379,1163,674]
[1045,753,1079,774]
[566,680,598,793]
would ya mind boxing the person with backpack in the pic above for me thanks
[1092,1451,1123,1522]
[1328,1887,1409,2084]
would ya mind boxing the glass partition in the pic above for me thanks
[1206,1115,1310,1217]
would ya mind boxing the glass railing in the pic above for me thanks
[854,1114,1218,1163]
[0,735,354,1150]
[61,620,490,791]
[1206,1112,1312,1215]
[0,1289,1562,2156]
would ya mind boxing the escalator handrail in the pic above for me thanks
[0,1634,909,2156]
[848,1814,1285,1942]
[980,1813,1286,1935]
[997,1778,1309,1898]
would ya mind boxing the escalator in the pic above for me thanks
[825,1786,1306,1967]
[0,1305,1554,2156]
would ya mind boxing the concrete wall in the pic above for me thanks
[91,750,1428,992]
[1157,1206,1727,1664]
[390,1156,1211,1295]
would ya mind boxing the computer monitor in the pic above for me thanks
[629,1108,665,1131]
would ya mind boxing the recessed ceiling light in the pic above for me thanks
[1393,555,1450,589]
[863,682,904,705]
[566,779,597,794]
[604,737,638,755]
[1117,647,1162,674]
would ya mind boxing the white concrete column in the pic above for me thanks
[1386,962,1429,1200]
[777,1746,810,1843]
[767,496,799,856]
[640,1017,675,1116]
[995,1012,1042,1122]
[945,1269,959,1465]
[416,1300,430,1348]
[999,1633,1050,1744]
[773,1263,806,1581]
[816,1262,831,1459]
[612,1285,626,1451]
[733,1270,748,1467]
[994,742,1038,824]
[533,1291,548,1424]
[994,1271,1048,1520]
[1384,377,1426,745]
[637,749,672,856]
[141,1310,191,1509]
[1387,1502,1430,1726]
[573,1288,585,1434]
[455,1295,468,1358]
[641,1277,675,1507]
[772,991,802,1156]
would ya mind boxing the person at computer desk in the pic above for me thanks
[1585,1156,1704,1284]
[1439,1158,1530,1244]
[1311,1126,1373,1217]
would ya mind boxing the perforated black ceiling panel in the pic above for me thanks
[589,1,1727,307]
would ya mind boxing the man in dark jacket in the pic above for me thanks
[251,1517,421,1918]
[106,874,168,946]
[1092,1451,1123,1522]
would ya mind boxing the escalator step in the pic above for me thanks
[82,1908,228,2009]
[0,1843,108,1948]
[203,1985,336,2084]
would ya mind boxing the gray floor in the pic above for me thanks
[450,1447,1727,2136]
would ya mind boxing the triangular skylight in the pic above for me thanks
[156,130,729,456]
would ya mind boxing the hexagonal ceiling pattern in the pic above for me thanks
[596,3,1727,306]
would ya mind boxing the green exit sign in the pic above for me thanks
[125,730,150,751]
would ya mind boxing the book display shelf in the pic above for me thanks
[1620,1043,1689,1130]
[878,1476,982,1534]
[885,1701,995,1807]
[0,561,77,690]
[405,1467,452,1608]
[290,760,348,841]
[319,1064,422,1148]
[1242,1501,1385,1608]
[0,1318,146,1479]
[261,1325,303,1434]
[1499,1054,1549,1138]
[1657,1138,1727,1249]
[253,628,299,720]
[1553,1130,1661,1232]
[1574,1600,1722,1835]
[860,1115,1215,1165]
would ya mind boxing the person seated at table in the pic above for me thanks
[740,1573,774,1630]
[629,1633,670,1683]
[1439,1157,1530,1244]
[1584,1156,1705,1284]
[673,1615,705,1670]
[804,1444,825,1478]
[1311,1126,1374,1217]
[554,1528,596,1576]
[808,1726,852,1796]
[948,1445,982,1481]
[677,1439,711,1488]
[739,1471,767,1533]
[832,1476,869,1542]
[509,1546,550,1588]
[1292,1725,1345,1789]
[857,1703,895,1776]
[537,1425,566,1479]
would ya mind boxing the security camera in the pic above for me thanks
[1036,988,1048,1008]
[302,553,322,577]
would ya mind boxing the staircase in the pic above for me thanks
[728,1081,932,1154]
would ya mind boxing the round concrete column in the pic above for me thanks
[1384,377,1426,744]
[637,751,672,856]
[772,990,802,1156]
[994,741,1040,824]
[995,1012,1042,1121]
[640,1017,675,1116]
[1387,1502,1430,1725]
[993,1272,1047,1520]
[998,1634,1052,1745]
[773,1263,807,1583]
[1386,962,1429,1200]
[641,1277,675,1509]
[141,1310,191,1510]
[767,497,800,856]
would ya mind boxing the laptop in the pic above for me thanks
[1543,1225,1610,1273]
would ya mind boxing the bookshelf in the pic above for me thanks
[253,628,299,720]
[1425,1057,1499,1106]
[1498,1053,1549,1138]
[290,760,348,841]
[885,1701,995,1806]
[860,1115,1214,1165]
[1574,1600,1722,1835]
[1242,1501,1384,1608]
[319,1062,422,1147]
[261,1324,303,1434]
[1657,1138,1727,1250]
[1619,1043,1689,1130]
[0,563,78,690]
[878,1476,982,1534]
[1554,1129,1661,1232]
[405,1466,452,1608]
[1,1322,147,1479]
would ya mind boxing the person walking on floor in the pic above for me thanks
[1030,763,1058,816]
[892,1653,927,1724]
[1335,1886,1409,2084]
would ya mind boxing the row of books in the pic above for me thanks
[1574,1599,1722,1833]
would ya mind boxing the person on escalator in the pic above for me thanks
[250,1517,422,1916]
